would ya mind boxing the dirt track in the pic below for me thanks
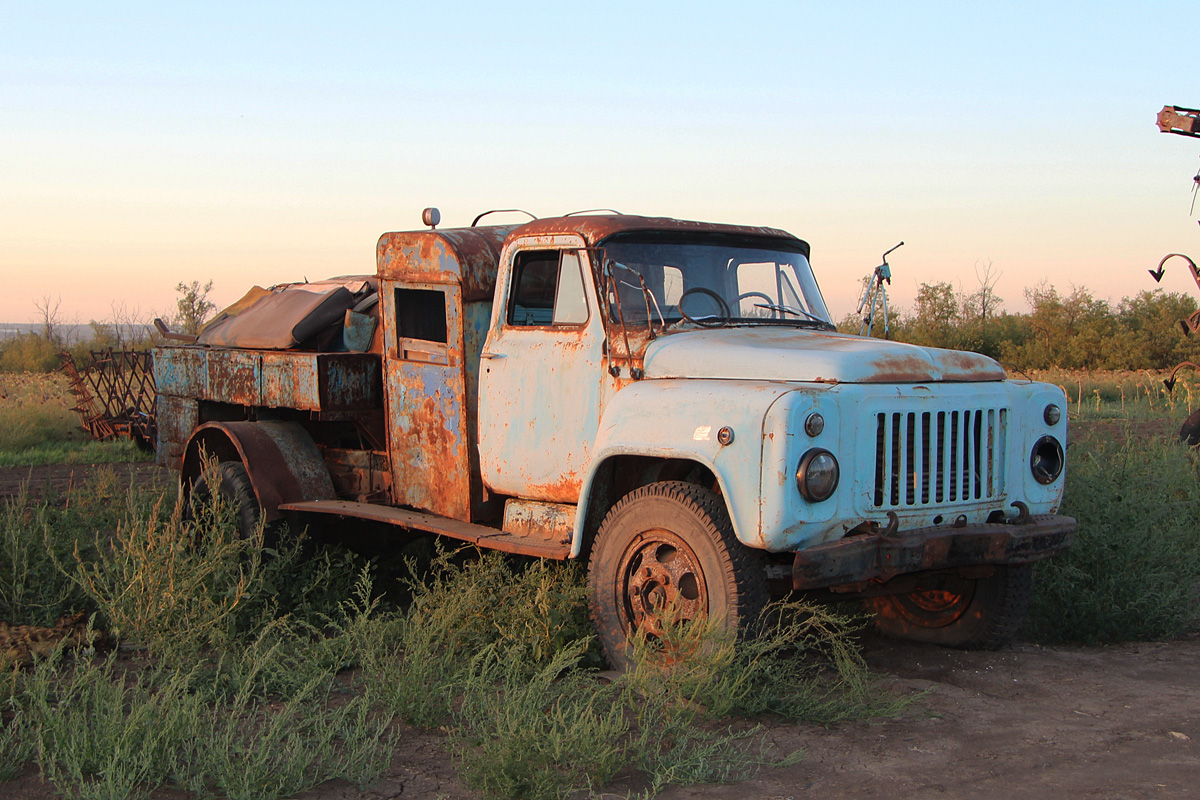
[0,462,172,504]
[5,462,1198,799]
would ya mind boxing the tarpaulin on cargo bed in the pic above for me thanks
[199,277,377,350]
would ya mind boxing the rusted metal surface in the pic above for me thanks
[1158,105,1200,138]
[322,447,391,501]
[182,421,335,521]
[377,226,515,302]
[616,528,709,640]
[59,351,116,441]
[155,394,198,469]
[510,214,803,250]
[207,349,260,406]
[278,499,571,559]
[463,300,505,521]
[381,279,474,520]
[60,349,156,448]
[502,499,575,544]
[155,347,380,412]
[791,513,1074,591]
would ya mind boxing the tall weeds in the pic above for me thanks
[1,469,902,799]
[1029,429,1200,642]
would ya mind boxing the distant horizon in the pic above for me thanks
[4,3,1199,324]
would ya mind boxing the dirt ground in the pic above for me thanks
[292,634,1200,800]
[0,462,172,504]
[4,463,1199,799]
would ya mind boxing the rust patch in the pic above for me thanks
[508,214,805,253]
[526,472,584,504]
[376,226,515,302]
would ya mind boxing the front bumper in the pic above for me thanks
[791,513,1075,591]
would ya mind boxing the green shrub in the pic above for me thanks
[178,677,395,800]
[23,656,204,800]
[0,466,161,627]
[451,643,628,800]
[624,599,904,724]
[356,547,595,727]
[0,334,62,373]
[1029,431,1200,642]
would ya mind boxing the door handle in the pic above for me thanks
[480,351,505,359]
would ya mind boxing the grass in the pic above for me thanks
[9,367,1195,796]
[0,372,151,465]
[4,367,1195,800]
[0,465,900,799]
[1028,422,1200,643]
[1030,367,1200,422]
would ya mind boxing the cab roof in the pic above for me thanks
[376,213,808,301]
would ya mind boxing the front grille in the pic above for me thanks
[872,408,1007,509]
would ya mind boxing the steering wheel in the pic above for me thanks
[677,287,731,328]
[736,291,775,318]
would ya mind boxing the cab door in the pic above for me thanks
[478,238,604,503]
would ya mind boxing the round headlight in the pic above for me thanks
[1044,404,1062,426]
[797,449,839,502]
[1030,436,1064,484]
[804,413,825,437]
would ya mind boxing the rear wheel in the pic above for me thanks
[189,460,265,541]
[587,481,767,668]
[865,563,1033,649]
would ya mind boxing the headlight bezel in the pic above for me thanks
[1030,435,1065,485]
[797,448,840,502]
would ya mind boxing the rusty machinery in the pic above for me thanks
[1152,105,1200,441]
[60,348,157,451]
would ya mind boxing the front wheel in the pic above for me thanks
[864,563,1033,650]
[587,481,767,668]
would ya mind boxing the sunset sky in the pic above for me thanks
[4,1,1199,326]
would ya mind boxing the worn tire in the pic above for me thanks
[587,481,767,669]
[865,563,1034,650]
[189,461,264,541]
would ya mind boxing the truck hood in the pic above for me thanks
[640,328,1005,383]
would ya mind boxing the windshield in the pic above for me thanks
[597,234,832,330]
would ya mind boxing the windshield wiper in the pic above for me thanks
[753,303,834,329]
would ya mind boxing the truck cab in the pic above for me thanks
[155,211,1074,665]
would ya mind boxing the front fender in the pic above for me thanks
[572,379,798,556]
[182,420,336,521]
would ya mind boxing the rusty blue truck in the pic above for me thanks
[154,210,1075,664]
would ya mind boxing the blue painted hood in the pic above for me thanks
[641,328,1005,383]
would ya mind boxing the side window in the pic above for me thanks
[508,250,589,327]
[395,287,448,363]
[553,252,588,325]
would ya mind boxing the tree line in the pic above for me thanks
[0,281,214,372]
[841,270,1200,372]
[4,274,1200,374]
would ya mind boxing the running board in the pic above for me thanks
[277,500,572,560]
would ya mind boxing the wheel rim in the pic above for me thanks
[888,576,976,628]
[616,529,709,641]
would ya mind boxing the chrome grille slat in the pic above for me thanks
[872,407,1007,509]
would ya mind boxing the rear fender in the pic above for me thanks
[182,421,336,521]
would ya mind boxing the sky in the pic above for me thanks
[3,1,1200,326]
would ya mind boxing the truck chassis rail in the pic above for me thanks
[278,499,572,560]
